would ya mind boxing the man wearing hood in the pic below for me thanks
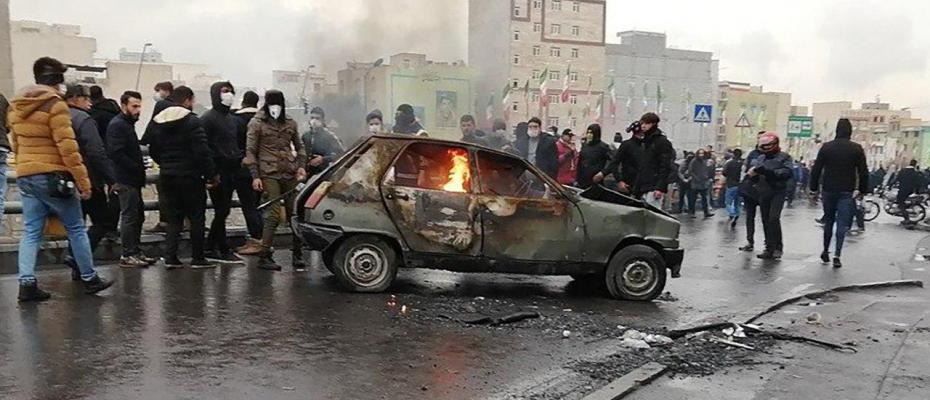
[202,81,247,263]
[230,90,263,249]
[810,118,869,268]
[393,104,428,136]
[459,114,488,146]
[515,117,558,179]
[63,85,117,280]
[576,124,611,189]
[0,93,10,227]
[301,106,344,177]
[241,90,307,271]
[147,86,218,269]
[8,57,114,301]
[88,86,120,143]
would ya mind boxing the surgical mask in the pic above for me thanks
[368,124,382,134]
[57,84,67,94]
[153,93,164,102]
[309,119,323,129]
[527,128,540,138]
[268,105,282,120]
[220,92,235,107]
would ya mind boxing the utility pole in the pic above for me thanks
[134,43,152,91]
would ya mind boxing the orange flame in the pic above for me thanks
[441,149,470,193]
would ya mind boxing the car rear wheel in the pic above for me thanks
[605,245,667,301]
[332,235,398,293]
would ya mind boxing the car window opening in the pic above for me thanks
[476,151,551,199]
[393,143,472,193]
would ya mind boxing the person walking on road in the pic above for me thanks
[723,149,744,227]
[809,118,869,268]
[242,90,307,271]
[744,133,793,260]
[688,148,715,218]
[8,57,114,301]
[740,132,767,252]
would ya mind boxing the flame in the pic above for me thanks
[441,149,471,192]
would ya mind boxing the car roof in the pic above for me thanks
[369,134,515,158]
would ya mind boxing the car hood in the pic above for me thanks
[575,184,672,218]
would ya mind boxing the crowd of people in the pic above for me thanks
[0,56,902,302]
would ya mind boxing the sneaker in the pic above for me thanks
[64,257,81,281]
[704,212,715,219]
[832,257,842,268]
[82,275,114,295]
[206,250,243,264]
[235,238,262,253]
[814,218,824,225]
[757,250,780,260]
[258,255,282,271]
[739,243,754,252]
[237,241,268,256]
[190,259,218,269]
[18,281,51,302]
[140,254,158,265]
[145,223,168,234]
[120,255,150,268]
[164,257,184,270]
[820,251,830,264]
[730,216,739,229]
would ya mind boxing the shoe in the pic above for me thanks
[739,244,754,252]
[64,257,81,281]
[757,250,777,260]
[237,241,268,256]
[145,223,168,234]
[235,238,262,253]
[704,212,715,218]
[730,216,739,229]
[120,255,150,268]
[206,250,243,264]
[772,250,783,260]
[832,257,842,268]
[164,257,184,270]
[258,255,282,271]
[140,254,158,265]
[190,259,218,269]
[814,218,823,225]
[82,275,114,295]
[18,281,51,302]
[820,251,830,264]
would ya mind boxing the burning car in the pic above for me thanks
[292,135,683,301]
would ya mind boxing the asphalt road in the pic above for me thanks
[0,202,926,400]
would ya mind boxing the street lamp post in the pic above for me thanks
[363,58,384,114]
[134,43,152,91]
[299,64,317,112]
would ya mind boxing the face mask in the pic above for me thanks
[268,105,282,120]
[309,119,323,129]
[153,93,164,102]
[220,92,235,107]
[369,124,382,134]
[527,128,540,138]
[57,84,67,94]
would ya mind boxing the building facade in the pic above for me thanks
[812,100,925,169]
[272,69,329,108]
[0,0,13,96]
[717,81,791,151]
[469,0,607,131]
[606,31,718,151]
[9,20,97,92]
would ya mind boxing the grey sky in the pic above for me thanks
[10,0,930,119]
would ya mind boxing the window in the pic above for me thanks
[572,1,580,12]
[513,29,520,41]
[533,0,542,9]
[403,59,411,69]
[571,48,579,58]
[513,5,522,16]
[550,47,561,57]
[532,46,541,56]
[570,94,578,104]
[570,72,578,82]
[549,94,560,104]
[550,24,561,34]
[532,69,540,79]
[513,54,520,65]
[512,102,519,111]
[476,151,554,199]
[571,26,580,36]
[533,23,542,32]
[531,93,540,102]
[551,0,562,11]
[549,70,560,80]
[512,79,520,88]
[548,117,560,127]
[570,117,577,127]
[391,143,473,193]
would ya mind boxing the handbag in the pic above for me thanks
[739,176,773,202]
[48,171,76,198]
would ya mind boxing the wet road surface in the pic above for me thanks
[0,203,925,399]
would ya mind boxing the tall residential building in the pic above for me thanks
[0,0,13,95]
[469,0,606,131]
[9,20,97,91]
[606,31,718,151]
[717,81,791,151]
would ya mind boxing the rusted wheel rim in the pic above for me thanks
[621,260,657,295]
[346,245,387,287]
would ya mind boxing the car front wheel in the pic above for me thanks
[605,244,667,301]
[332,235,398,293]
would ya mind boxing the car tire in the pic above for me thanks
[604,244,667,301]
[332,235,398,293]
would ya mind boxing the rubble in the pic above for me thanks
[620,338,650,349]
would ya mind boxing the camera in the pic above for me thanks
[625,120,642,134]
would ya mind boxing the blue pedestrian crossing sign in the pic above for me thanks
[693,104,713,123]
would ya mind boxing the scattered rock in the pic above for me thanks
[806,312,823,325]
[622,329,645,340]
[644,334,674,346]
[462,304,478,314]
[562,330,572,339]
[620,338,651,349]
[656,292,679,302]
[616,324,627,331]
[420,385,429,391]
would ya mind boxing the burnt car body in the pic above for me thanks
[292,135,683,301]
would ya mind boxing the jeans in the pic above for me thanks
[116,184,145,257]
[207,169,263,251]
[17,174,98,283]
[162,176,207,260]
[688,188,711,215]
[760,191,787,252]
[0,150,8,226]
[725,186,741,218]
[821,191,855,257]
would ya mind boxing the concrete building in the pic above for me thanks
[272,69,329,107]
[469,0,607,131]
[9,20,97,92]
[812,100,921,169]
[337,53,474,140]
[0,0,13,96]
[606,31,718,151]
[716,81,793,151]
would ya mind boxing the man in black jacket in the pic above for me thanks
[201,81,247,263]
[723,149,744,227]
[460,114,489,146]
[890,160,923,226]
[88,85,122,238]
[141,81,175,234]
[632,113,675,208]
[106,91,152,268]
[148,86,218,269]
[64,85,117,279]
[594,128,642,193]
[810,118,869,268]
[515,117,558,179]
[576,124,612,189]
[230,90,263,247]
[302,106,345,177]
[393,104,428,136]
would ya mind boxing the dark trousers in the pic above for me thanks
[116,184,144,257]
[207,169,263,252]
[760,191,787,251]
[688,188,711,215]
[744,197,760,245]
[162,176,207,260]
[105,191,120,233]
[822,191,855,257]
[66,186,110,261]
[677,186,691,213]
[897,193,914,223]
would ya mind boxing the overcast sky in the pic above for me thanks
[10,0,930,119]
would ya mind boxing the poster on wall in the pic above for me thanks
[436,91,458,128]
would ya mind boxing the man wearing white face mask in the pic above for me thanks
[201,81,246,263]
[515,117,558,179]
[300,106,344,178]
[366,110,385,134]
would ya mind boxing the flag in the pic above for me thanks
[501,82,513,108]
[485,93,495,122]
[583,75,592,118]
[560,65,572,103]
[607,78,617,118]
[594,96,603,123]
[539,66,550,108]
[642,81,649,109]
[522,79,531,117]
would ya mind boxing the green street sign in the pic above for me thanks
[788,116,813,138]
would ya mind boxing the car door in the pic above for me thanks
[474,150,586,262]
[381,142,482,256]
